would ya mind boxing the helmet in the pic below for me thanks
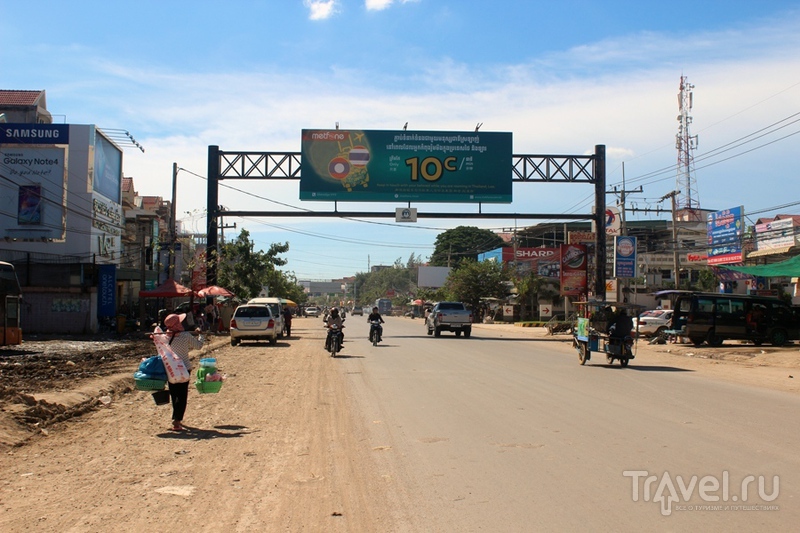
[330,308,339,316]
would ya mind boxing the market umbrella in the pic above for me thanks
[411,299,424,305]
[139,278,194,298]
[280,298,298,307]
[197,285,234,298]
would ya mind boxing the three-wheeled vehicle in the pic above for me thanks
[572,301,644,367]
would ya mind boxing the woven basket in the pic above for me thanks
[134,378,167,391]
[195,381,223,394]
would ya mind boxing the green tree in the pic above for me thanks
[444,259,510,311]
[358,265,416,306]
[429,226,505,269]
[693,268,718,292]
[515,271,560,321]
[216,229,302,301]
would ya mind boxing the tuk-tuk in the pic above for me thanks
[572,301,645,367]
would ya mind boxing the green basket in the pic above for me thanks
[195,381,223,394]
[134,378,167,391]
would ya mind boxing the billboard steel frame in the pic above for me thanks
[206,144,607,296]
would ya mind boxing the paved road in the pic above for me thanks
[337,317,799,531]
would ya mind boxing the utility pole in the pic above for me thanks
[171,162,178,280]
[660,190,681,290]
[607,162,642,302]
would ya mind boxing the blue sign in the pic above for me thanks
[614,236,637,278]
[0,123,69,144]
[707,206,744,246]
[707,206,745,265]
[98,265,116,317]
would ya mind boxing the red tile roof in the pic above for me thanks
[0,90,45,106]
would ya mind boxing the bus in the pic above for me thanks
[0,261,22,346]
[672,291,799,347]
[375,298,392,316]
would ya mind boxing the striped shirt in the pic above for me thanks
[164,331,205,372]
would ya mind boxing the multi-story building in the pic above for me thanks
[0,90,187,334]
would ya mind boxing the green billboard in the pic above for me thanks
[300,129,513,203]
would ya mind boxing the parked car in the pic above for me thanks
[305,306,320,317]
[247,297,284,337]
[230,304,278,346]
[632,309,674,337]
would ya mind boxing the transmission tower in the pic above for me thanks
[675,75,700,216]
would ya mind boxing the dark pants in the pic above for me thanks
[168,381,189,423]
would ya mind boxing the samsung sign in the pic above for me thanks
[0,124,69,144]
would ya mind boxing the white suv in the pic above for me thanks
[230,304,278,346]
[247,298,284,337]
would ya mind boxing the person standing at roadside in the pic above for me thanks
[161,313,204,431]
[282,306,293,337]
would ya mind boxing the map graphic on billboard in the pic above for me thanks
[300,129,513,203]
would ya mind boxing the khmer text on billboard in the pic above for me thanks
[300,129,512,203]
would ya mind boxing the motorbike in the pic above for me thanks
[325,321,345,356]
[368,320,383,346]
[573,301,643,367]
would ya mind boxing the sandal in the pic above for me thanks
[170,423,185,431]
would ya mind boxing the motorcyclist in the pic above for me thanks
[367,306,385,342]
[607,308,634,340]
[324,307,344,350]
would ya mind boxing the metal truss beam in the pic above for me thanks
[216,151,596,183]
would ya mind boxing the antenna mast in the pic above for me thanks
[676,75,700,217]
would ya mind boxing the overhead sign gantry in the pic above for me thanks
[205,129,607,295]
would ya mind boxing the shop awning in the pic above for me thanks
[719,254,800,277]
[747,245,796,258]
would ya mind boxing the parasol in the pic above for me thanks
[197,285,234,298]
[139,278,194,298]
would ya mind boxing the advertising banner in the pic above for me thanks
[300,129,512,203]
[559,244,588,296]
[0,145,68,239]
[511,247,560,278]
[605,206,621,235]
[98,265,117,317]
[707,206,744,264]
[755,218,797,250]
[613,235,637,278]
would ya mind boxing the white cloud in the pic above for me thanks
[365,0,393,10]
[365,0,419,11]
[304,0,337,20]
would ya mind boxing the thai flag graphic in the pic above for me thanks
[349,146,370,167]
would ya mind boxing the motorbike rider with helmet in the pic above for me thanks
[324,307,344,350]
[367,306,385,343]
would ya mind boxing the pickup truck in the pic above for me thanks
[426,302,473,338]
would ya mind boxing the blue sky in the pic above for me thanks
[4,1,800,280]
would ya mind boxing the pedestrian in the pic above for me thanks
[282,306,293,337]
[161,313,204,431]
